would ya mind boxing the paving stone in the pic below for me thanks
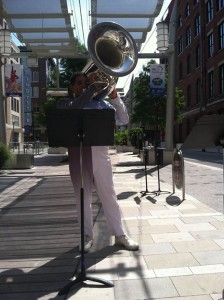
[172,240,221,252]
[151,232,195,243]
[154,266,192,277]
[136,242,176,256]
[140,224,179,234]
[144,253,199,269]
[190,264,224,274]
[171,273,224,296]
[114,277,179,299]
[214,239,224,248]
[192,250,224,265]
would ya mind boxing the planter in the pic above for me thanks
[9,154,34,169]
[132,147,139,154]
[48,147,67,154]
[116,145,134,153]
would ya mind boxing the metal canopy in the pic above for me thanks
[0,0,84,58]
[0,0,165,58]
[91,0,164,46]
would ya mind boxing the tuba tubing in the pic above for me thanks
[86,22,138,95]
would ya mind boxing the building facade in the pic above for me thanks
[174,0,224,143]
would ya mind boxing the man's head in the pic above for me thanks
[70,72,88,97]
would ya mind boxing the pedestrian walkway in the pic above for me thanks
[0,150,224,300]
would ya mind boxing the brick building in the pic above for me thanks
[173,0,224,143]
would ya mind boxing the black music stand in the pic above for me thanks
[140,147,157,197]
[46,108,115,295]
[140,147,170,197]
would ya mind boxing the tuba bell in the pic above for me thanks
[85,22,138,96]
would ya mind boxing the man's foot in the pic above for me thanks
[79,235,93,253]
[115,235,139,251]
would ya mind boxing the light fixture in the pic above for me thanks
[0,29,11,56]
[156,22,169,52]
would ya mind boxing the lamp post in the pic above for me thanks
[156,22,169,52]
[164,0,177,151]
[0,28,11,144]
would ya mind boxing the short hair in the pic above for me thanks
[69,72,87,86]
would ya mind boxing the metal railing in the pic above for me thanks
[9,141,48,155]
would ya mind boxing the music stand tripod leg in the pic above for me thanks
[148,149,170,196]
[58,136,114,296]
[140,148,157,196]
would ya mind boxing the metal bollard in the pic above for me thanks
[172,147,185,200]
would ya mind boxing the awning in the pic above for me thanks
[0,0,84,58]
[0,0,165,57]
[91,0,164,48]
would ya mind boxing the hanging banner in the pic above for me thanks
[23,67,32,127]
[5,64,23,97]
[149,64,166,97]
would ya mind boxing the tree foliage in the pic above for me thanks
[48,40,88,89]
[59,57,88,88]
[131,60,185,129]
[36,97,58,127]
[37,41,89,127]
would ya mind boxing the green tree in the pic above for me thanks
[37,41,89,128]
[0,142,12,170]
[131,61,185,130]
[46,40,88,90]
[59,56,88,88]
[36,97,58,127]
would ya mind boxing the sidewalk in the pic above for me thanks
[0,150,224,300]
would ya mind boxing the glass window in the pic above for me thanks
[206,0,214,23]
[194,14,200,36]
[196,78,201,103]
[195,45,200,67]
[218,21,224,49]
[178,36,183,54]
[32,87,39,98]
[187,55,191,74]
[208,32,214,57]
[219,63,224,94]
[217,0,224,11]
[187,85,191,106]
[11,97,19,112]
[179,62,183,80]
[32,71,39,82]
[178,15,182,28]
[208,70,214,98]
[186,27,191,46]
[12,115,19,127]
[185,3,190,17]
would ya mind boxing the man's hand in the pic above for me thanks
[108,89,118,99]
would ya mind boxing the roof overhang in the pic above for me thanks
[91,0,164,49]
[0,0,165,58]
[0,0,86,58]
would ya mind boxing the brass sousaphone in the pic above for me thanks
[86,22,138,95]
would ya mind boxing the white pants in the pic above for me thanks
[68,146,125,238]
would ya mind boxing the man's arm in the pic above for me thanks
[56,85,96,109]
[108,90,129,125]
